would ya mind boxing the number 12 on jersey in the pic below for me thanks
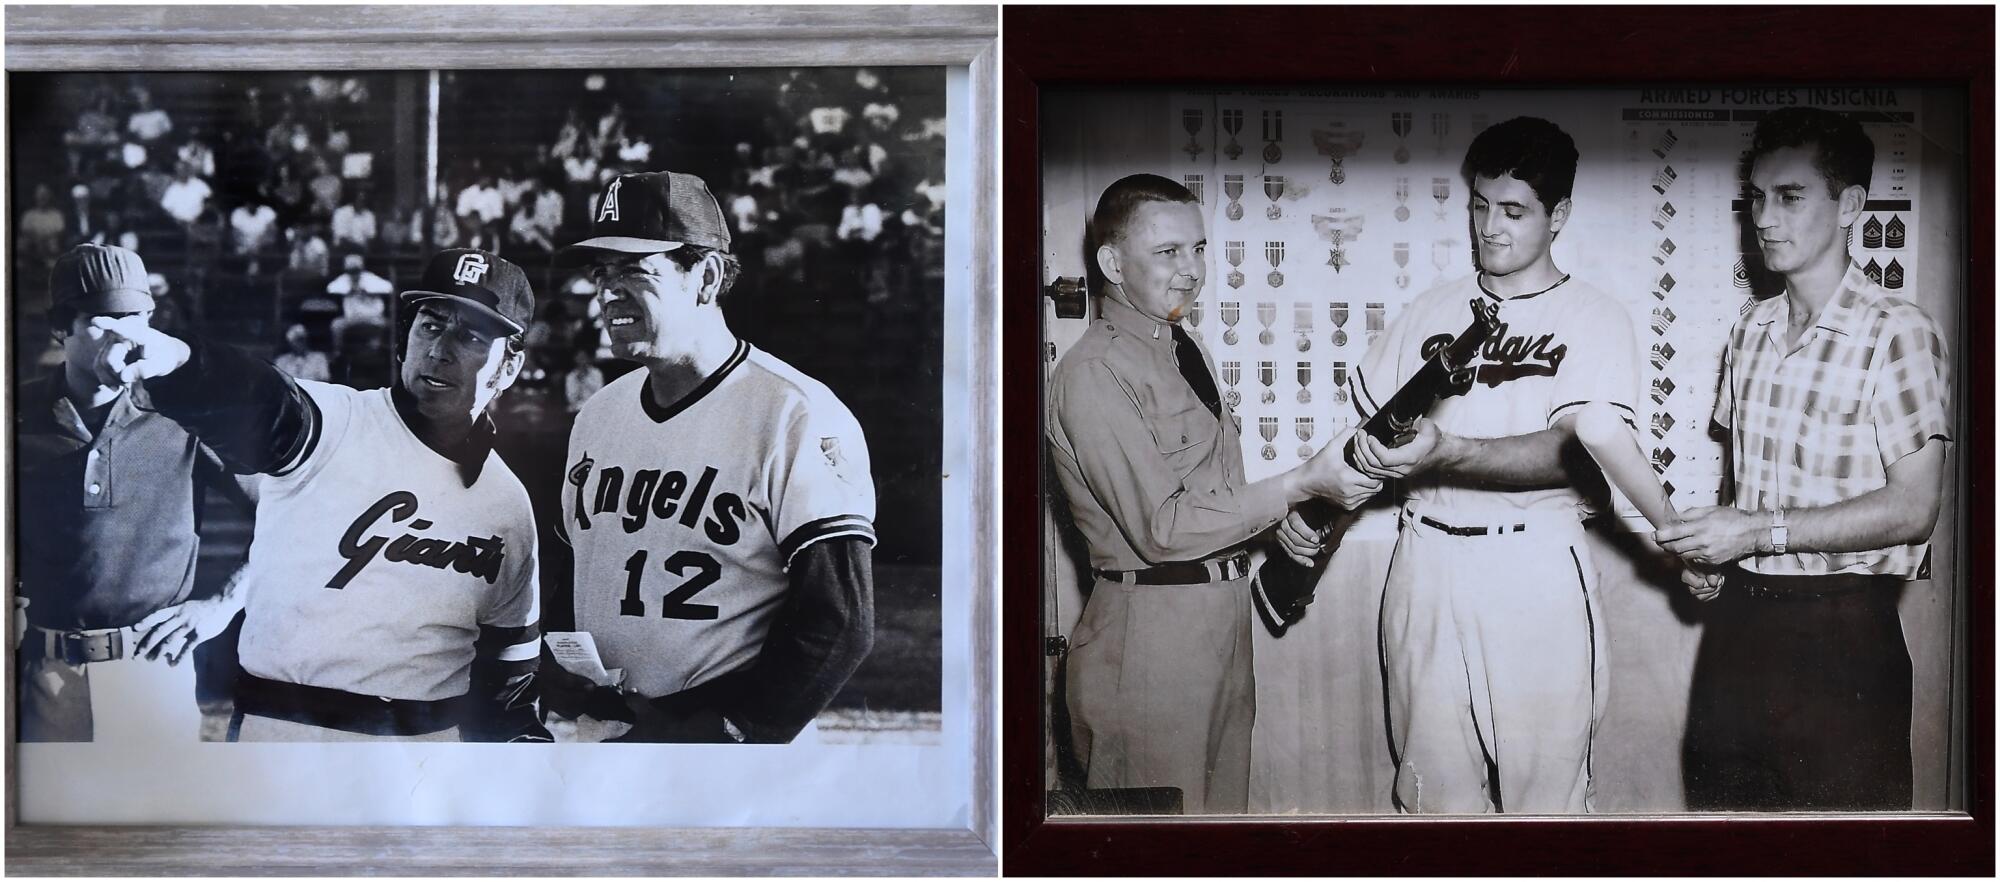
[620,549,721,619]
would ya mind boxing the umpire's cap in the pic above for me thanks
[51,243,154,315]
[553,171,732,267]
[400,248,534,335]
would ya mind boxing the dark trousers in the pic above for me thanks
[1683,572,1913,811]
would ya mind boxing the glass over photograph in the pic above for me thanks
[1038,85,1969,816]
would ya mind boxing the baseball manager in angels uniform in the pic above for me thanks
[90,248,551,742]
[546,170,876,744]
[1325,117,1638,813]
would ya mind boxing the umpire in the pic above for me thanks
[1045,174,1377,813]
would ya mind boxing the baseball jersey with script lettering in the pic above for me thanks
[1345,273,1639,517]
[235,380,541,702]
[560,340,876,699]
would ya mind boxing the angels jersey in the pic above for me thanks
[561,341,876,699]
[1345,274,1639,517]
[236,380,541,702]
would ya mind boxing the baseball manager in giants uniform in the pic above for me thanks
[90,248,551,742]
[547,170,876,744]
[1333,117,1639,813]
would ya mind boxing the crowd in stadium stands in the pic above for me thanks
[18,69,946,404]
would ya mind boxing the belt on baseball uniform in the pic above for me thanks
[23,623,141,665]
[1401,506,1583,538]
[233,672,469,737]
[1095,551,1250,585]
[1733,570,1900,602]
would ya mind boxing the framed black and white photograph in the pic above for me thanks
[1004,5,1990,875]
[7,5,997,875]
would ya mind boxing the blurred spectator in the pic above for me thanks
[507,177,564,255]
[68,184,97,240]
[176,129,216,178]
[64,90,121,175]
[148,273,191,336]
[455,174,504,248]
[380,206,415,251]
[307,156,344,220]
[327,253,392,352]
[551,109,586,161]
[331,195,378,251]
[590,102,628,158]
[616,133,653,164]
[424,182,462,249]
[325,252,394,297]
[230,199,280,260]
[160,163,212,225]
[18,184,68,264]
[126,87,174,143]
[562,348,604,414]
[274,323,332,382]
[497,161,531,213]
[287,224,331,277]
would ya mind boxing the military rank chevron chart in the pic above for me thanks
[1169,87,1924,526]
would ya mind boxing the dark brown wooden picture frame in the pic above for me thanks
[1002,5,1993,875]
[5,5,998,876]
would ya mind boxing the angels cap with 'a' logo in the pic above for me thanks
[552,171,732,267]
[400,248,534,334]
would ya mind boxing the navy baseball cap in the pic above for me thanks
[400,248,534,334]
[553,171,732,267]
[51,244,154,314]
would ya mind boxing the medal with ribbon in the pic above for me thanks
[1391,111,1412,164]
[1221,359,1242,409]
[1264,175,1286,221]
[1256,301,1277,347]
[1220,300,1242,346]
[1182,108,1205,161]
[1329,302,1349,348]
[1187,298,1205,342]
[1223,174,1245,222]
[1264,240,1285,289]
[1395,176,1411,222]
[1431,176,1452,221]
[1222,108,1244,161]
[1258,415,1279,461]
[1365,302,1385,346]
[1183,173,1204,205]
[1295,415,1315,460]
[1295,360,1312,404]
[1331,360,1349,404]
[1262,109,1283,164]
[1225,240,1246,290]
[1394,241,1411,290]
[1431,111,1450,156]
[1311,123,1363,185]
[1257,359,1276,405]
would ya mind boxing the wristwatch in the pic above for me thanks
[1769,508,1789,555]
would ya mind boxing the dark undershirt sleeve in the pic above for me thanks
[651,536,875,743]
[144,335,318,475]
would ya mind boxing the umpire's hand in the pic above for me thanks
[89,315,191,386]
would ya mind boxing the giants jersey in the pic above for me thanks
[561,341,876,699]
[236,381,540,702]
[1345,274,1639,517]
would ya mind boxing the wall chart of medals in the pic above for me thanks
[1167,87,1923,524]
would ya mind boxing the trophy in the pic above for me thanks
[1394,176,1411,222]
[1295,361,1312,405]
[1329,301,1349,348]
[1330,360,1349,404]
[1222,359,1242,409]
[1256,301,1277,346]
[1182,108,1205,161]
[1220,300,1242,345]
[1222,108,1245,160]
[1258,360,1276,405]
[1431,176,1452,221]
[1296,416,1316,460]
[1264,240,1286,289]
[1431,111,1450,156]
[1223,174,1245,222]
[1311,124,1364,185]
[1391,111,1412,164]
[1225,240,1246,289]
[1264,175,1286,221]
[1262,109,1283,164]
[1394,241,1411,290]
[1293,302,1313,353]
[1259,414,1279,461]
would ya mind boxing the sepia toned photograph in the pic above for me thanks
[1037,83,1971,820]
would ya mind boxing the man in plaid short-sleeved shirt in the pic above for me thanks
[1658,107,1952,810]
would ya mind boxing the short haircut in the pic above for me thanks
[1461,116,1580,212]
[1748,106,1874,197]
[397,300,526,360]
[1091,173,1199,247]
[663,245,742,300]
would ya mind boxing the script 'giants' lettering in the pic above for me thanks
[329,491,506,589]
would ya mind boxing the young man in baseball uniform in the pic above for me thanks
[1332,117,1639,813]
[16,244,250,743]
[91,248,551,742]
[546,171,875,744]
[1047,174,1380,814]
[1659,107,1950,810]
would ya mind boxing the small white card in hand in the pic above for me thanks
[545,631,621,688]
